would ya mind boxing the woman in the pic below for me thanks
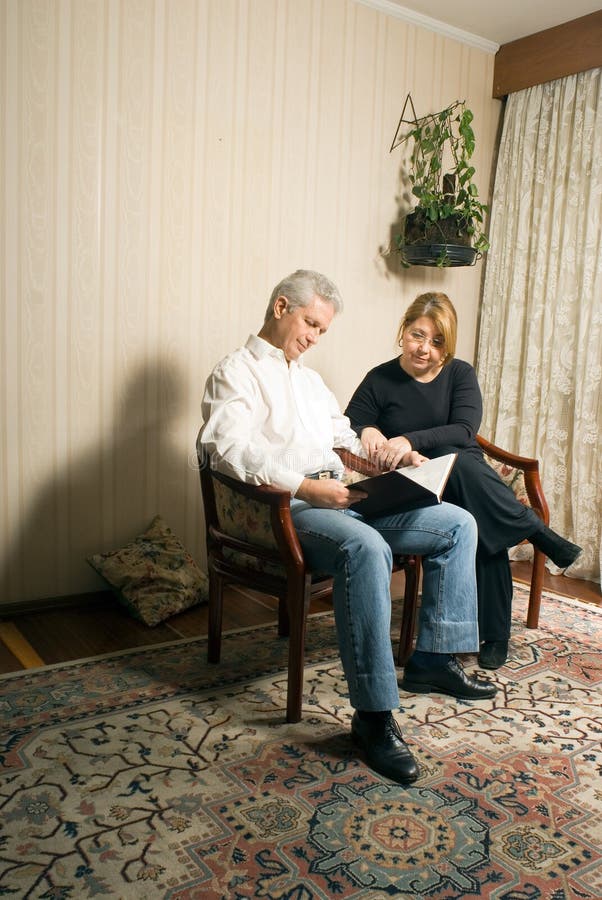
[345,292,581,669]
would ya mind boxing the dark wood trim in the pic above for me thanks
[0,590,114,617]
[493,11,602,98]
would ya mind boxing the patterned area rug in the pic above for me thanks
[1,584,601,899]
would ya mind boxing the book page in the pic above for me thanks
[397,453,456,499]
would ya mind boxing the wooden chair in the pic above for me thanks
[199,454,420,724]
[476,434,550,628]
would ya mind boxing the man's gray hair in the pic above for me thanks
[264,269,343,322]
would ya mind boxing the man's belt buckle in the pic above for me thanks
[318,470,331,480]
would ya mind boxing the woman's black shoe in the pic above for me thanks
[530,525,582,569]
[351,711,419,784]
[478,640,508,670]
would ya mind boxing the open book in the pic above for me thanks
[340,452,457,517]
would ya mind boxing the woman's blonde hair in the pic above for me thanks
[396,292,457,364]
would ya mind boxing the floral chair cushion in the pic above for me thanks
[213,479,286,578]
[88,515,208,626]
[482,453,530,507]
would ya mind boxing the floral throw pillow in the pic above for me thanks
[87,515,208,627]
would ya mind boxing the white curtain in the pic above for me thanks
[477,68,601,585]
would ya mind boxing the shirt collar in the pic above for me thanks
[245,334,304,368]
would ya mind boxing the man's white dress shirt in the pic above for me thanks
[198,334,364,495]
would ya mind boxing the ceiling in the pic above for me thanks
[384,0,601,46]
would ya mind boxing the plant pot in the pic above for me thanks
[400,244,479,267]
[399,209,479,268]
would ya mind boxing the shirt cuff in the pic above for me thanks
[273,471,305,496]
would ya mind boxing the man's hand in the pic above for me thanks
[295,478,367,509]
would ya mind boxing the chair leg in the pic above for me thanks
[286,579,311,724]
[397,557,421,667]
[278,594,290,637]
[207,572,224,663]
[526,547,545,629]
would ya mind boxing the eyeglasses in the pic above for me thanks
[405,330,445,350]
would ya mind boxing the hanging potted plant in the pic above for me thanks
[391,94,490,267]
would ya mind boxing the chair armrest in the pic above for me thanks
[476,434,539,474]
[333,447,379,477]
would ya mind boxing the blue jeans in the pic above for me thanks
[290,500,479,712]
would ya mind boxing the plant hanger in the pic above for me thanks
[390,93,490,267]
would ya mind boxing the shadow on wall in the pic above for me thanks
[0,357,200,608]
[376,164,412,280]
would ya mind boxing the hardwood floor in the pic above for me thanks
[0,562,599,676]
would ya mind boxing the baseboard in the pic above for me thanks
[0,590,114,617]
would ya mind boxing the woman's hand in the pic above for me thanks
[404,449,429,467]
[372,436,424,470]
[361,426,388,458]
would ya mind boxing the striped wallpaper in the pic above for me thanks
[1,0,501,606]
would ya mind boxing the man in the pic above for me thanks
[198,270,495,785]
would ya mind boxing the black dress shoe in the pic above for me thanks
[530,525,582,569]
[401,656,497,700]
[351,711,419,784]
[478,640,508,670]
